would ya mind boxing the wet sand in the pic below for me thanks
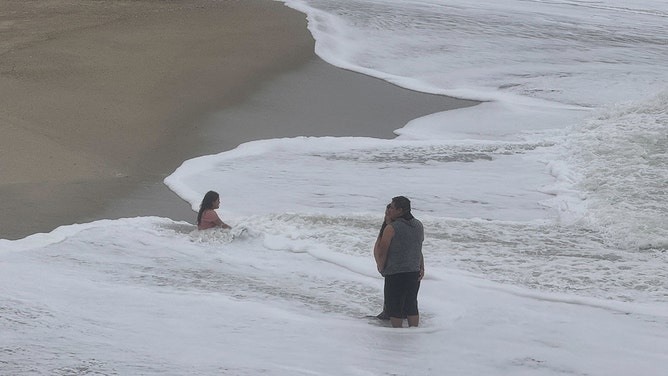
[0,0,478,240]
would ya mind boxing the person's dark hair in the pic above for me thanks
[392,196,414,220]
[197,191,219,225]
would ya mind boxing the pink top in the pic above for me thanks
[198,209,222,230]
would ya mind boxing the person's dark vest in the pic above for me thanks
[382,217,424,276]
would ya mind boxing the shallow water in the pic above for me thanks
[2,0,667,374]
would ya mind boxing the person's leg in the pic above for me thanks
[376,304,389,320]
[385,274,405,327]
[404,272,421,327]
[377,279,389,319]
[377,278,390,320]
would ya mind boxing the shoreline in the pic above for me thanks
[0,0,315,240]
[95,57,479,224]
[0,0,478,240]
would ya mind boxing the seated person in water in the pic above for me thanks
[197,190,231,230]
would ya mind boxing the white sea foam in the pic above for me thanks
[2,217,667,374]
[565,90,668,251]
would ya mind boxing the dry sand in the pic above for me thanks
[0,0,478,240]
[0,0,314,239]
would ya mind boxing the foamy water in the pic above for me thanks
[2,0,667,374]
[274,0,668,296]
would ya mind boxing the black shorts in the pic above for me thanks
[384,271,421,318]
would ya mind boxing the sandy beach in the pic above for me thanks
[0,0,477,240]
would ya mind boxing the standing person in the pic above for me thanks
[374,196,424,328]
[197,191,231,230]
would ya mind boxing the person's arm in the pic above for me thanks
[374,224,394,273]
[373,210,391,254]
[211,211,231,229]
[374,222,386,250]
[419,255,425,281]
[419,223,425,280]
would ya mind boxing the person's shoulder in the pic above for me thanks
[392,218,409,227]
[410,218,424,229]
[202,209,218,217]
